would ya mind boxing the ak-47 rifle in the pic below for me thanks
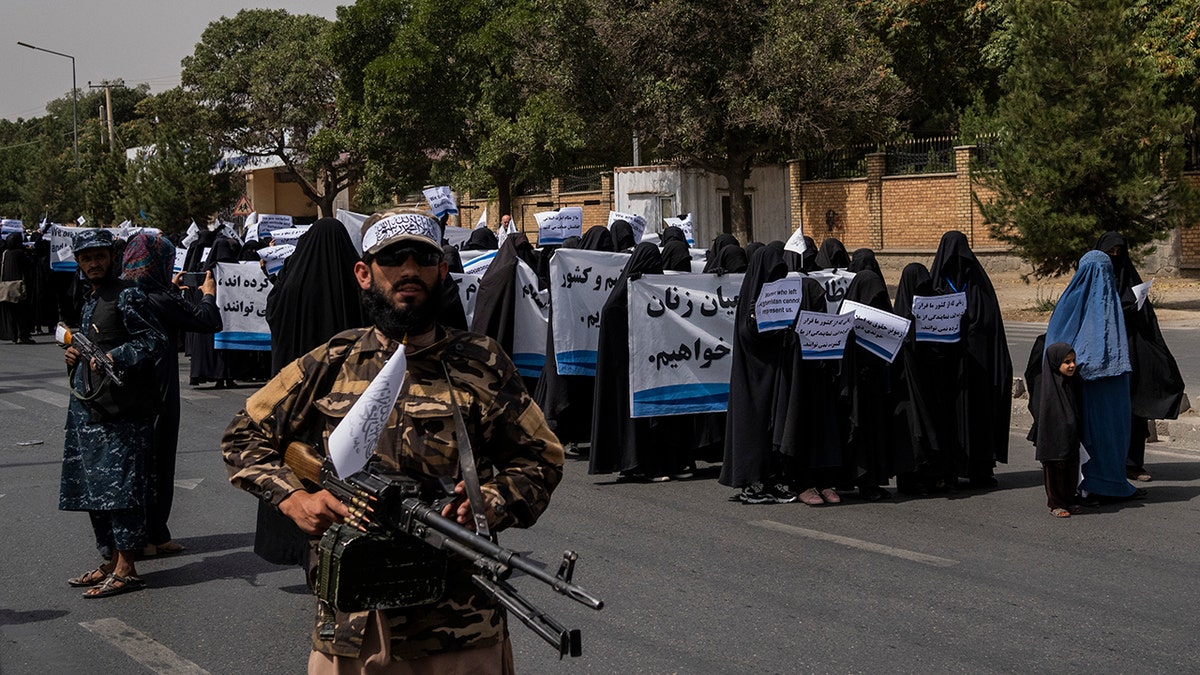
[283,443,604,659]
[55,322,123,387]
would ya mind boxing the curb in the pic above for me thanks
[1011,378,1200,454]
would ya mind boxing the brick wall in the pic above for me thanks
[1182,173,1200,268]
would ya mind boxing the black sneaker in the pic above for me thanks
[738,483,774,504]
[769,484,798,504]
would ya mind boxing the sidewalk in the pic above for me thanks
[990,269,1200,452]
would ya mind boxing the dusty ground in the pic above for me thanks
[991,270,1200,325]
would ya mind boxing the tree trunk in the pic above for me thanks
[724,163,752,243]
[494,172,513,227]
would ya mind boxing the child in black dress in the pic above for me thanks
[1029,342,1082,518]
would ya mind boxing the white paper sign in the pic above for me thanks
[76,216,86,226]
[535,207,583,246]
[1,219,22,234]
[327,345,407,478]
[783,224,807,255]
[258,244,297,276]
[47,224,125,271]
[662,214,695,246]
[755,277,805,332]
[443,225,472,248]
[475,207,488,229]
[256,214,294,238]
[173,247,189,274]
[796,310,855,360]
[422,186,458,218]
[607,211,647,245]
[628,273,742,417]
[512,259,549,377]
[265,225,310,246]
[549,249,629,376]
[911,292,967,343]
[213,261,272,351]
[450,272,481,326]
[841,300,911,363]
[1132,279,1153,311]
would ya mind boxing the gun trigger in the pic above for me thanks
[437,475,457,497]
[556,550,577,584]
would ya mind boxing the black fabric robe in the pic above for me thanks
[800,236,820,273]
[265,218,366,375]
[1026,341,1082,462]
[890,262,957,488]
[929,231,1012,479]
[580,226,615,252]
[462,227,499,251]
[702,233,740,273]
[661,240,692,272]
[533,235,607,444]
[610,220,637,252]
[188,238,242,383]
[839,270,896,489]
[848,248,885,287]
[814,238,850,270]
[590,243,689,476]
[1095,232,1184,420]
[775,277,845,488]
[28,234,57,331]
[0,234,32,341]
[719,246,790,488]
[708,245,748,274]
[470,232,539,358]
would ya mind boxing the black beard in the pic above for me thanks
[361,274,442,341]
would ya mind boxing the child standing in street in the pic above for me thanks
[1029,342,1083,518]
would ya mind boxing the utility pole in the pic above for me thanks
[88,79,125,152]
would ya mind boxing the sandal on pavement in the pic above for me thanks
[798,488,824,506]
[1050,508,1071,518]
[83,574,145,599]
[67,566,109,588]
[819,488,841,504]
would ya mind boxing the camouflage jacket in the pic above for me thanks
[221,326,564,660]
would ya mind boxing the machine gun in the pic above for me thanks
[55,322,123,387]
[286,445,603,658]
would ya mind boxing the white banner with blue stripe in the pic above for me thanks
[628,273,742,417]
[911,292,965,343]
[214,261,272,350]
[549,249,628,376]
[511,259,549,378]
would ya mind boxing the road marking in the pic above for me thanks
[750,520,959,568]
[174,478,203,490]
[0,398,25,411]
[80,618,209,675]
[17,388,70,408]
[179,390,218,401]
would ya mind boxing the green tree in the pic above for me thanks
[116,90,240,234]
[858,0,1009,135]
[974,0,1199,276]
[182,9,360,217]
[582,0,907,241]
[331,0,598,215]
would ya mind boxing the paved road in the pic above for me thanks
[2,336,1199,673]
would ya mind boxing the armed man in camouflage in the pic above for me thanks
[61,229,167,598]
[221,209,564,673]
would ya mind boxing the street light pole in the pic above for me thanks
[18,41,79,169]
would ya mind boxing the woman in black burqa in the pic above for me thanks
[1027,342,1083,518]
[470,231,543,387]
[0,233,34,343]
[533,234,602,448]
[773,273,845,505]
[265,217,365,375]
[187,237,241,387]
[590,242,690,479]
[929,231,1012,487]
[848,248,885,286]
[1095,232,1185,482]
[839,270,897,500]
[702,234,740,272]
[814,237,850,269]
[891,262,957,494]
[609,220,637,252]
[720,246,798,503]
[660,226,692,272]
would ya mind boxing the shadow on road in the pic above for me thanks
[0,609,69,626]
[140,549,298,590]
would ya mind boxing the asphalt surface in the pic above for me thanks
[2,334,1199,674]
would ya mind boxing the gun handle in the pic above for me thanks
[283,441,323,484]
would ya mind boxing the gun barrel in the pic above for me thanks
[403,498,603,611]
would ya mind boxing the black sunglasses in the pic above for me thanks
[373,246,442,267]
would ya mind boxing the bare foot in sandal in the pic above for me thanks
[1050,507,1071,518]
[83,573,145,599]
[68,564,113,587]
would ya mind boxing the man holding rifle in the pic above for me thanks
[222,209,565,673]
[60,229,166,598]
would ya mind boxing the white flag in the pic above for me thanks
[327,346,408,478]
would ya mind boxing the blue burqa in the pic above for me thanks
[1045,250,1135,497]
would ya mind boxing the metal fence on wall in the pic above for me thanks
[884,136,957,176]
